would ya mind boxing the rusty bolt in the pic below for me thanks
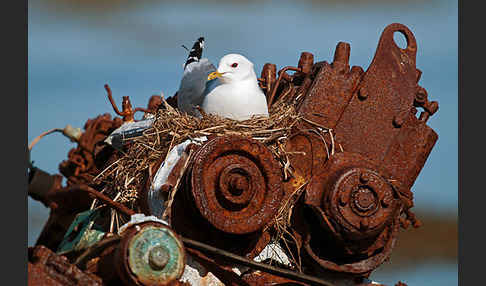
[358,87,368,100]
[148,245,170,270]
[415,87,427,103]
[359,173,370,184]
[298,52,314,74]
[333,42,351,72]
[353,187,376,212]
[392,115,403,128]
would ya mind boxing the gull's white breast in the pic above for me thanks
[201,80,269,121]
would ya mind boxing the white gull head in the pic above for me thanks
[212,54,256,83]
[203,53,269,121]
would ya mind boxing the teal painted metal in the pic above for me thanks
[57,209,106,255]
[126,225,185,285]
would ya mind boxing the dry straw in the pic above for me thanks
[96,98,302,208]
[95,97,337,266]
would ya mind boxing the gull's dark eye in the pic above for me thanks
[231,62,238,68]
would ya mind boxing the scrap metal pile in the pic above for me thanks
[28,23,438,286]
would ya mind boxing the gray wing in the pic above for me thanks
[177,58,217,117]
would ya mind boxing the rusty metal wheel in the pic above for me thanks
[190,135,283,234]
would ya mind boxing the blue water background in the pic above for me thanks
[28,0,457,284]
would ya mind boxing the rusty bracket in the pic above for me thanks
[104,83,153,122]
[266,52,315,107]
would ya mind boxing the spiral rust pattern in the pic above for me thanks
[190,135,283,234]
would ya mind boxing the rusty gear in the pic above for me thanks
[190,135,284,234]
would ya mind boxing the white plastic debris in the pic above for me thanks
[253,242,291,266]
[118,213,168,235]
[147,136,207,218]
[179,254,225,286]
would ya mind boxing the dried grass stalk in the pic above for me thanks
[96,100,302,205]
[95,98,341,252]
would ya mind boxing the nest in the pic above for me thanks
[95,98,307,208]
[101,100,334,218]
[92,96,340,268]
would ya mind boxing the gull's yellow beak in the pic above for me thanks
[207,71,224,81]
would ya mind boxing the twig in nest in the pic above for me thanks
[93,158,122,182]
[271,180,308,270]
[160,94,176,113]
[301,117,330,130]
[307,128,330,159]
[328,129,335,156]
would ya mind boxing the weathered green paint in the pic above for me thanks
[127,225,184,284]
[57,209,106,255]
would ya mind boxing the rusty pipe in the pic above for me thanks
[70,184,135,217]
[182,236,336,286]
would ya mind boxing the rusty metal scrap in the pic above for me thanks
[28,245,103,286]
[190,135,283,234]
[104,83,156,123]
[183,236,334,286]
[59,113,122,186]
[267,23,438,277]
[166,136,283,259]
[28,23,438,286]
[296,42,363,130]
[266,51,315,107]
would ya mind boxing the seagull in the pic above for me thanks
[176,37,269,120]
[203,54,269,120]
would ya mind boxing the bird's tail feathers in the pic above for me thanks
[184,37,205,69]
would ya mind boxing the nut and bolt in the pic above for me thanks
[393,115,403,128]
[358,87,368,100]
[148,245,170,271]
[359,173,370,184]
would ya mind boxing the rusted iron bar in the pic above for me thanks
[105,84,124,117]
[181,236,336,286]
[74,235,122,267]
[71,184,135,217]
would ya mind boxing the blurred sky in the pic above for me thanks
[28,0,457,283]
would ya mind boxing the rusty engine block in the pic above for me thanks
[28,23,437,286]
